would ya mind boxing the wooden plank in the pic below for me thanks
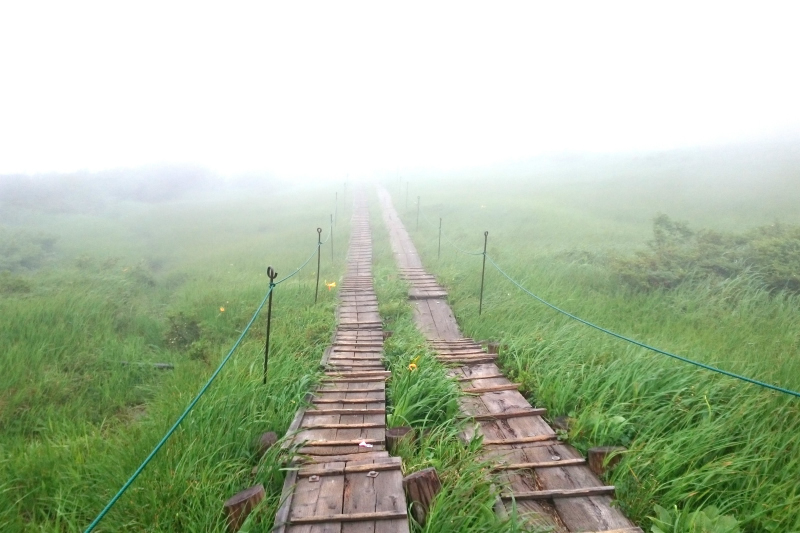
[483,435,557,446]
[301,422,385,430]
[464,408,547,421]
[296,451,391,464]
[290,511,407,525]
[272,469,298,533]
[306,409,386,416]
[500,486,616,501]
[299,462,402,478]
[341,470,377,533]
[312,398,385,404]
[492,458,586,470]
[462,383,521,394]
[455,373,506,381]
[302,438,384,447]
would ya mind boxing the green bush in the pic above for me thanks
[0,271,32,295]
[0,227,57,272]
[613,214,800,294]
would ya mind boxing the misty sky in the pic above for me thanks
[1,2,799,178]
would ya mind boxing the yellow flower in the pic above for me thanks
[325,281,336,291]
[408,363,418,371]
[219,307,225,312]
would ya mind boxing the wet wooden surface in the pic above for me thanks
[377,187,641,533]
[274,191,409,533]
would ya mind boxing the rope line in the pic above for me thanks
[411,197,799,397]
[84,287,273,532]
[85,226,331,531]
[485,254,800,399]
[276,225,332,285]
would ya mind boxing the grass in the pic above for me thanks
[0,181,347,531]
[371,197,540,533]
[392,159,800,532]
[5,148,799,532]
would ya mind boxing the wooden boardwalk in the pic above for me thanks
[274,193,409,533]
[378,187,642,533]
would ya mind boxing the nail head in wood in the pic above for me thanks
[223,484,265,533]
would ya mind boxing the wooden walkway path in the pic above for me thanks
[274,192,409,533]
[378,187,642,533]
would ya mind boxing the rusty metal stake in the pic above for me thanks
[264,266,278,384]
[438,217,442,260]
[479,231,488,315]
[314,227,322,304]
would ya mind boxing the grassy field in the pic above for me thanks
[0,176,347,531]
[2,142,798,532]
[391,143,800,532]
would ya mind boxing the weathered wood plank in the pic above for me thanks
[500,486,616,500]
[291,511,407,525]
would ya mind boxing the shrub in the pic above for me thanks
[0,227,57,272]
[163,313,201,350]
[613,215,800,294]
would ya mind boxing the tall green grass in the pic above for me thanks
[392,172,800,532]
[371,196,541,533]
[1,183,347,531]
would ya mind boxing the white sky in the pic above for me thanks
[1,1,799,178]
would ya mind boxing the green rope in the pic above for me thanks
[485,254,800,399]
[84,227,334,531]
[276,226,331,285]
[271,224,332,285]
[84,286,273,532]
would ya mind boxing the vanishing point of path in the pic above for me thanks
[273,191,409,532]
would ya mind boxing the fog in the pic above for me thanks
[1,2,799,179]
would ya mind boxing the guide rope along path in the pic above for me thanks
[378,187,642,533]
[273,190,409,533]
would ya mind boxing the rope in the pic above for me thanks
[84,286,274,532]
[275,225,333,285]
[85,224,331,531]
[485,254,800,399]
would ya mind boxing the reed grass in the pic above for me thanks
[1,183,346,532]
[371,199,541,533]
[395,173,800,532]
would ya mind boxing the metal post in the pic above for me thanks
[314,227,322,304]
[416,196,420,230]
[264,266,278,384]
[330,214,334,261]
[479,231,488,316]
[438,217,442,259]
